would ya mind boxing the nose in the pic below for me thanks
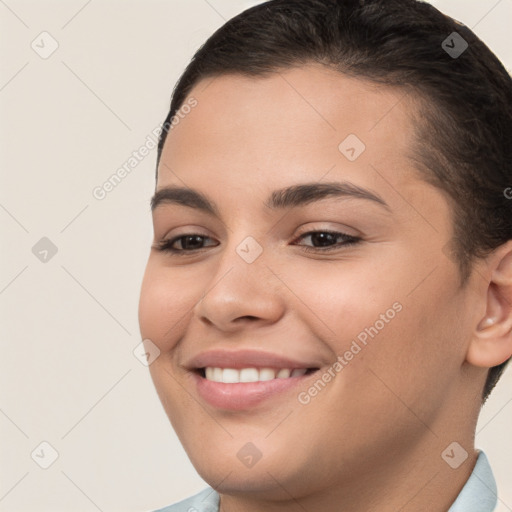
[193,240,286,333]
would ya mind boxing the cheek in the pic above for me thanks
[287,256,459,379]
[138,261,202,351]
[282,261,399,346]
[356,267,468,413]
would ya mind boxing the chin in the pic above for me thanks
[195,463,302,500]
[184,438,320,500]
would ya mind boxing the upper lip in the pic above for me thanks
[184,349,322,371]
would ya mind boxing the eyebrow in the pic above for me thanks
[150,181,390,215]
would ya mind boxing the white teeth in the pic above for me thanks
[213,367,223,382]
[222,368,240,383]
[259,368,276,381]
[239,368,259,383]
[203,367,310,382]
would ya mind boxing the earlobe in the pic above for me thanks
[466,242,512,368]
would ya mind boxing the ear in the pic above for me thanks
[466,241,512,368]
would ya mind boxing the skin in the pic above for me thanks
[138,64,512,512]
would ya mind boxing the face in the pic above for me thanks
[139,64,483,500]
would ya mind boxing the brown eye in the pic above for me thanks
[154,234,219,254]
[293,231,360,252]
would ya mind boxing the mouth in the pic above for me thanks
[184,349,324,410]
[192,368,320,410]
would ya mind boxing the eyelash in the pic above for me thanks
[153,230,361,255]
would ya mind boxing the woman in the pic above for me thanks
[139,0,512,510]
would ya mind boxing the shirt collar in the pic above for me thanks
[448,450,497,512]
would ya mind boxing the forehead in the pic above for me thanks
[158,64,421,199]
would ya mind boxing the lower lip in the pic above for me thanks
[193,372,314,410]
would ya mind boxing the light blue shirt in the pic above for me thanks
[448,451,497,512]
[152,451,497,512]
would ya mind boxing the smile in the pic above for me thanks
[184,349,323,410]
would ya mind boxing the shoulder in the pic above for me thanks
[150,487,220,512]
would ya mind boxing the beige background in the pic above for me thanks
[0,1,511,511]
